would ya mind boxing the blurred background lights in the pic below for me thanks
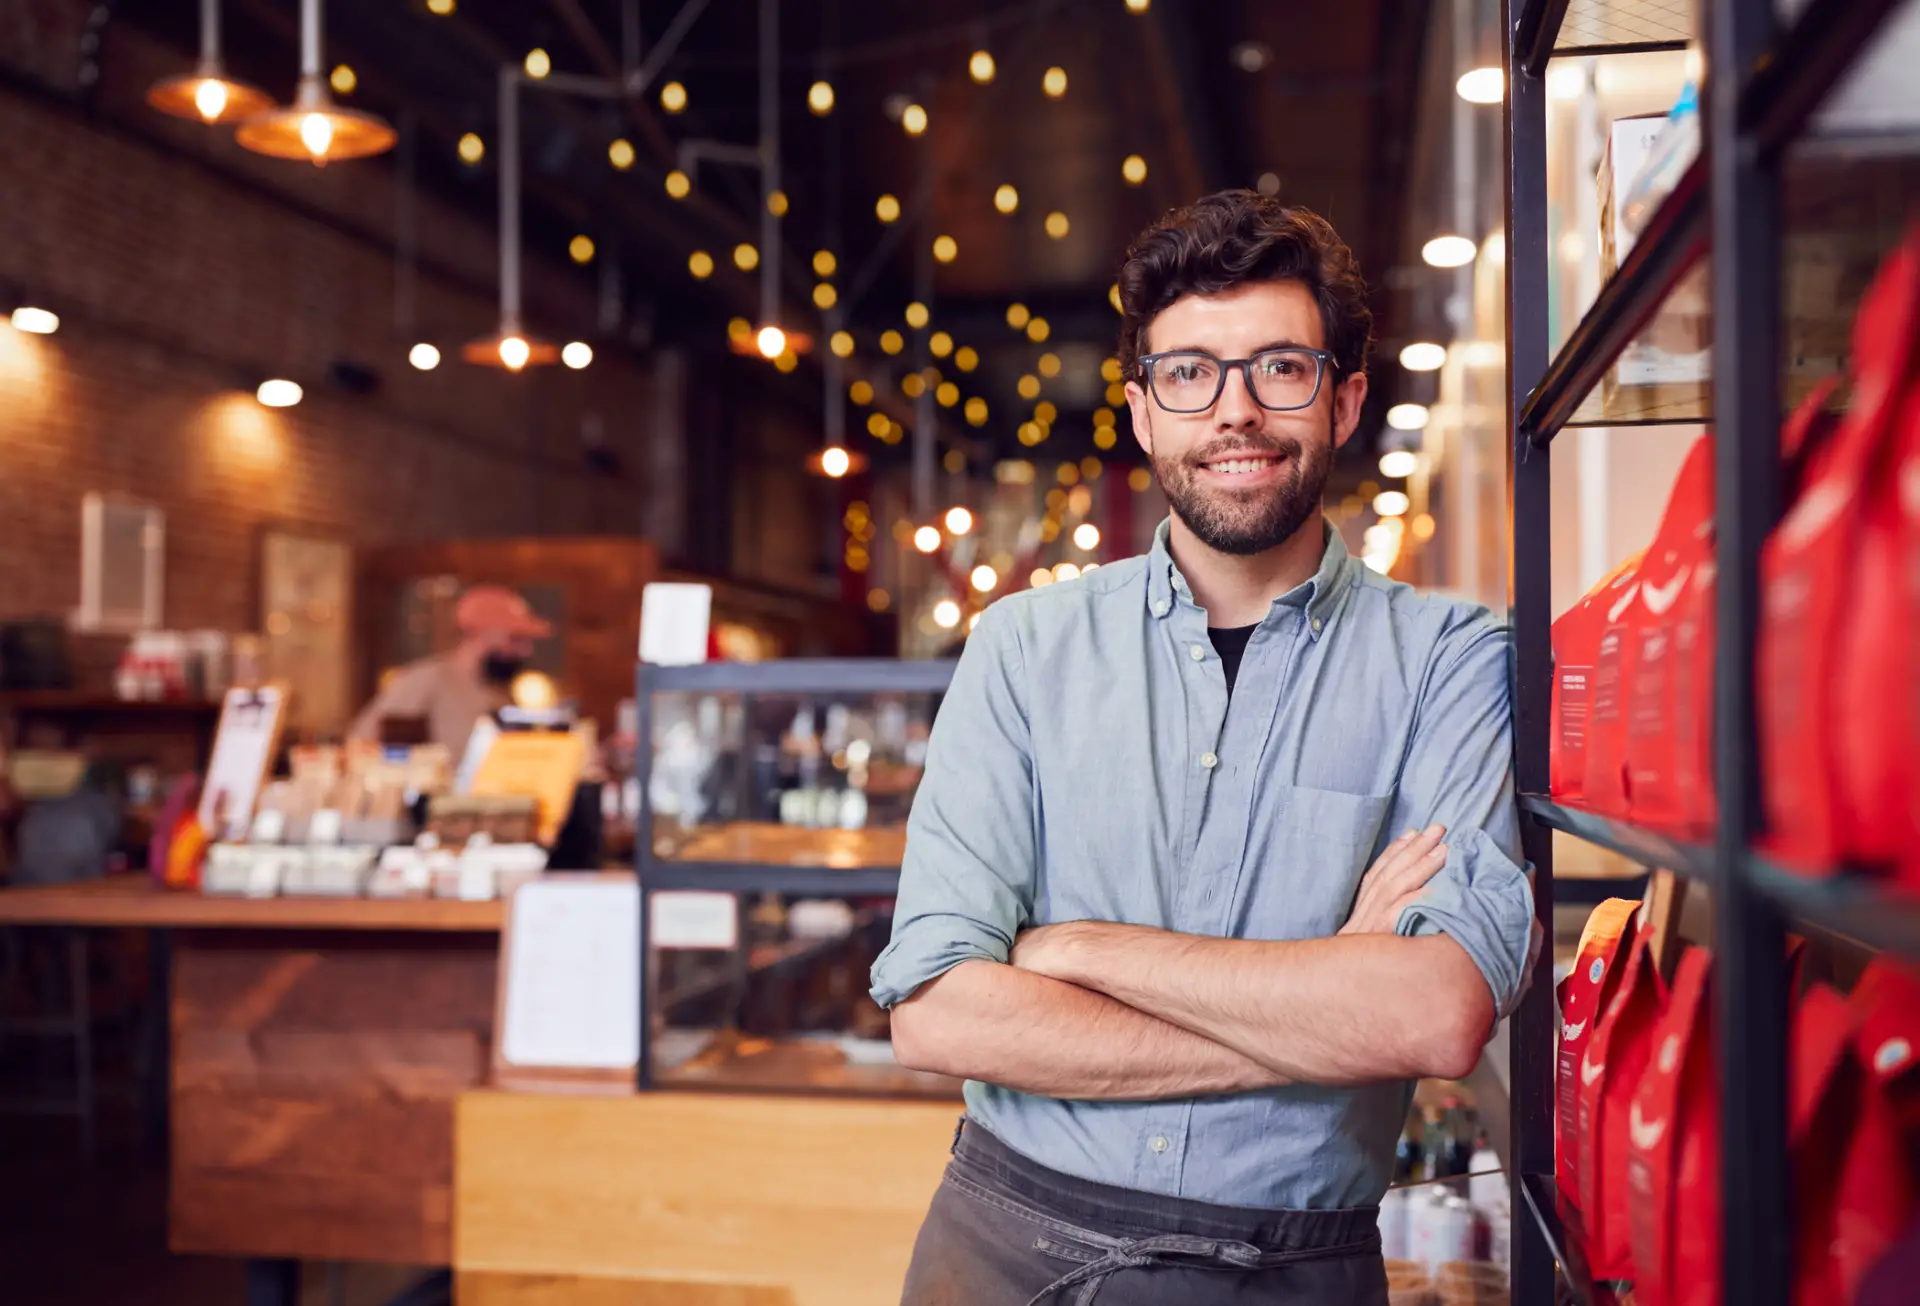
[10,307,59,334]
[1399,341,1447,371]
[408,342,440,370]
[970,564,998,593]
[913,525,941,553]
[1387,402,1431,430]
[1373,489,1411,517]
[932,599,961,629]
[970,50,996,83]
[1422,235,1477,267]
[562,341,592,369]
[1379,449,1420,478]
[660,80,687,113]
[1043,66,1068,98]
[820,446,851,478]
[808,80,835,115]
[1454,67,1503,103]
[944,506,973,535]
[256,378,302,408]
[1072,523,1101,551]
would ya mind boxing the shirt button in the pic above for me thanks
[1153,600,1170,616]
[1200,752,1218,770]
[1150,1135,1170,1154]
[1189,644,1206,661]
[1311,617,1323,633]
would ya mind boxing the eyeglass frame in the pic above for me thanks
[1135,346,1342,414]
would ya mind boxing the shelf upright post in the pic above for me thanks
[635,662,657,1089]
[1502,3,1556,1304]
[1708,0,1791,1300]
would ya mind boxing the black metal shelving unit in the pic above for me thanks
[1502,1,1919,1303]
[631,657,956,1089]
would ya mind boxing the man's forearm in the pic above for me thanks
[1020,925,1493,1085]
[889,958,1289,1099]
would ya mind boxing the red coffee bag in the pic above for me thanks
[1557,899,1642,1218]
[1576,926,1669,1280]
[1552,555,1644,804]
[1626,945,1717,1306]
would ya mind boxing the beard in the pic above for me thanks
[1149,422,1335,557]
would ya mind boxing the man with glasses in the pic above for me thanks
[873,191,1533,1305]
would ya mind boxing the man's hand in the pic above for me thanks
[1339,825,1449,936]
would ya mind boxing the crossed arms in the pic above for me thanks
[888,827,1496,1098]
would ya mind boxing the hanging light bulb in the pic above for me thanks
[933,234,958,263]
[808,80,835,115]
[148,0,276,124]
[913,525,942,553]
[562,341,593,369]
[235,0,394,164]
[829,331,854,358]
[813,249,838,278]
[463,321,559,370]
[945,506,974,535]
[970,565,999,593]
[660,80,688,113]
[932,599,962,629]
[499,336,532,370]
[523,48,552,79]
[256,379,303,408]
[458,132,485,165]
[994,184,1019,214]
[757,325,787,359]
[1072,523,1101,551]
[1043,66,1068,98]
[902,103,928,136]
[408,342,441,371]
[1121,154,1148,185]
[821,447,851,478]
[970,50,996,83]
[1045,211,1070,239]
[875,194,901,223]
[687,250,714,279]
[664,169,691,199]
[608,137,635,169]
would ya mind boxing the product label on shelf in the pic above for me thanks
[651,890,740,949]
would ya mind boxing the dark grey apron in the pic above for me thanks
[900,1119,1389,1306]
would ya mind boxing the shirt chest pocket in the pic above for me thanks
[1228,784,1392,940]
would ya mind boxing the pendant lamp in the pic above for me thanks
[464,68,557,369]
[147,0,275,125]
[235,0,395,164]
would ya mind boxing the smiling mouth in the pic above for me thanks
[1201,455,1286,475]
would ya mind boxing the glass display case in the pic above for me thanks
[633,658,958,1095]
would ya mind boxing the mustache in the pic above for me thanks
[1182,434,1304,466]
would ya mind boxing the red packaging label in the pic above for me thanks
[1552,553,1643,803]
[1556,899,1641,1210]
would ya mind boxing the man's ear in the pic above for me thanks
[1126,381,1154,458]
[1331,372,1369,451]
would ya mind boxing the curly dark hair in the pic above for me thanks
[1117,191,1373,384]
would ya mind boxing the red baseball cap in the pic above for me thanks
[455,585,552,639]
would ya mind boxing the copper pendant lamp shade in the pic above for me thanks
[461,321,560,371]
[232,0,394,165]
[147,0,275,125]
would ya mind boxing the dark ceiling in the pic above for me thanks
[126,0,1430,472]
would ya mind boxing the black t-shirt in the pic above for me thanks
[1208,623,1259,696]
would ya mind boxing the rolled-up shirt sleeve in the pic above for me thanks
[1390,615,1536,1017]
[869,603,1038,1009]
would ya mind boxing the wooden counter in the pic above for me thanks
[454,1090,956,1306]
[0,877,503,1270]
[0,876,506,931]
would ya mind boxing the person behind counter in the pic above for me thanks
[872,191,1536,1306]
[349,584,551,754]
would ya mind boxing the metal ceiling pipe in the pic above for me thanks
[200,0,221,64]
[299,0,320,80]
[499,66,521,328]
[758,0,780,332]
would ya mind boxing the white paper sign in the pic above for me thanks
[638,583,713,666]
[199,686,285,841]
[650,890,739,949]
[500,878,639,1070]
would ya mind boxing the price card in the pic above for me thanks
[650,890,739,949]
[639,583,712,666]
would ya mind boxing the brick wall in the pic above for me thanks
[0,10,667,638]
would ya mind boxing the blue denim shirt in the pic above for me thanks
[870,517,1533,1210]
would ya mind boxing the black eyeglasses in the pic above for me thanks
[1136,347,1339,414]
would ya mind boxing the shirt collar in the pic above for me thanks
[1145,515,1353,640]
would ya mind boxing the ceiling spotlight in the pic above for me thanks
[569,234,595,264]
[994,184,1019,214]
[10,307,59,335]
[665,169,691,199]
[902,103,928,135]
[914,525,942,553]
[1422,235,1478,268]
[1073,523,1101,551]
[608,137,635,169]
[945,506,974,535]
[458,132,484,164]
[524,48,551,79]
[734,243,759,271]
[821,446,851,478]
[561,341,593,369]
[1387,402,1431,430]
[969,50,996,83]
[875,193,901,223]
[408,342,440,370]
[830,331,854,358]
[1045,211,1070,239]
[1043,66,1068,98]
[1379,449,1419,478]
[933,234,958,263]
[688,250,713,278]
[1400,341,1447,371]
[256,378,303,408]
[757,325,787,359]
[1373,489,1411,517]
[1121,154,1148,185]
[808,80,835,115]
[813,249,838,277]
[660,80,687,113]
[1455,67,1504,104]
[932,599,962,629]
